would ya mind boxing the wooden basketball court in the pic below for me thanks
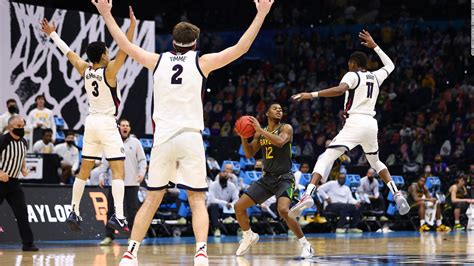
[1,232,474,265]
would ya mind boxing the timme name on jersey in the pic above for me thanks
[84,67,121,117]
[152,50,205,146]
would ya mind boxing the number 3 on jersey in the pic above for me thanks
[92,80,99,97]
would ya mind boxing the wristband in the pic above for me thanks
[311,92,319,98]
[50,32,72,56]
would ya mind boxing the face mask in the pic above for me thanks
[338,179,345,186]
[254,167,262,171]
[66,140,75,146]
[219,178,228,188]
[368,176,374,183]
[12,128,25,138]
[8,106,18,114]
[435,159,441,163]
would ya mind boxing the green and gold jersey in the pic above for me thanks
[259,124,292,175]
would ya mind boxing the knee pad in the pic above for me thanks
[313,148,344,183]
[366,154,387,173]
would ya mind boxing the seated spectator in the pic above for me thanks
[207,172,239,237]
[357,169,386,216]
[254,159,263,171]
[221,163,240,190]
[27,95,56,143]
[0,99,19,133]
[407,176,450,232]
[432,154,449,178]
[54,131,79,184]
[318,173,362,233]
[447,176,474,231]
[32,128,54,154]
[294,162,310,191]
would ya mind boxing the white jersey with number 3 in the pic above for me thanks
[152,50,205,146]
[84,67,121,117]
[339,69,389,118]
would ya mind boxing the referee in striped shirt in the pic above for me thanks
[0,115,38,251]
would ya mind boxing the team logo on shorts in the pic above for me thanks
[121,147,125,154]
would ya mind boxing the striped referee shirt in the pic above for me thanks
[0,133,27,178]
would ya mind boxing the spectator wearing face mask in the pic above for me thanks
[54,131,79,184]
[357,169,386,216]
[254,159,263,171]
[207,170,239,237]
[432,154,450,178]
[0,99,19,133]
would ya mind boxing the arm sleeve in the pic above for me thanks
[339,72,359,90]
[135,140,147,176]
[372,46,395,85]
[317,182,330,200]
[373,180,380,198]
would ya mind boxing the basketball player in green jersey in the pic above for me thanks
[234,103,314,258]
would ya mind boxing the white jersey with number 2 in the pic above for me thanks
[152,50,205,146]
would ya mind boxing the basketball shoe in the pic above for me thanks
[289,195,314,219]
[107,214,130,236]
[394,191,410,215]
[66,211,82,231]
[119,251,138,266]
[300,242,314,259]
[194,243,209,266]
[236,231,259,256]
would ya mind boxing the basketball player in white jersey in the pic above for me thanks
[288,30,410,219]
[39,7,137,235]
[92,0,274,265]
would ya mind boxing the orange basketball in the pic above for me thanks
[235,116,256,138]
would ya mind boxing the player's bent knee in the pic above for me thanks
[278,207,289,219]
[366,154,387,173]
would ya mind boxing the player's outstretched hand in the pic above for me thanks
[40,18,56,35]
[254,0,275,16]
[91,0,112,15]
[129,6,136,27]
[291,92,313,102]
[359,30,377,49]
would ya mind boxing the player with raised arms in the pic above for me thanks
[91,0,275,265]
[289,30,410,219]
[39,7,137,235]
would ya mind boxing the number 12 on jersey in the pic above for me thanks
[265,146,273,159]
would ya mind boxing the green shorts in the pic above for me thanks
[245,172,295,204]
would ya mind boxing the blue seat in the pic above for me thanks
[140,138,153,150]
[346,174,361,193]
[54,116,65,128]
[299,173,311,187]
[202,128,210,137]
[426,176,441,194]
[178,189,188,201]
[392,176,405,187]
[387,191,394,202]
[378,178,384,190]
[55,131,65,142]
[221,160,241,174]
[239,157,256,170]
[238,145,246,157]
[247,205,262,218]
[301,206,317,217]
[75,134,84,149]
[146,153,151,162]
[386,203,397,216]
[291,163,300,173]
[243,171,262,185]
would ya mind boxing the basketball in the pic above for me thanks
[235,116,256,138]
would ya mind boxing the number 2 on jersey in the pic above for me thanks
[265,146,274,159]
[366,82,374,98]
[171,64,183,84]
[92,80,99,97]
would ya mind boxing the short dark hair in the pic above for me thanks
[43,128,53,135]
[349,51,368,68]
[35,95,45,102]
[65,131,75,137]
[6,99,16,105]
[86,41,107,64]
[172,22,200,53]
[118,118,130,125]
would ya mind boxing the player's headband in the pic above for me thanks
[173,40,197,47]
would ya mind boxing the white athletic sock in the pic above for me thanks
[387,181,399,194]
[305,184,316,196]
[298,236,309,246]
[127,240,140,257]
[71,178,86,216]
[455,220,460,224]
[436,220,442,226]
[112,179,125,219]
[243,229,253,238]
[420,219,426,226]
[196,242,207,253]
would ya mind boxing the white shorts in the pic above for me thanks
[329,114,379,154]
[147,130,207,191]
[82,115,125,161]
